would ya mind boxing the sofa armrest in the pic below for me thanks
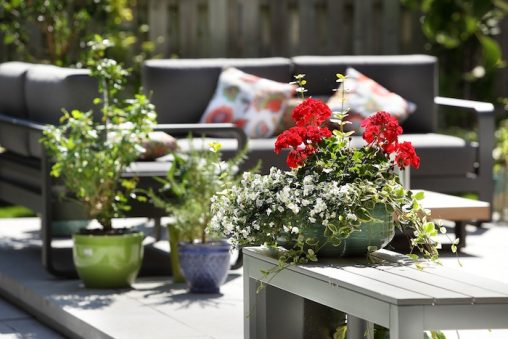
[434,96,494,115]
[434,96,494,202]
[0,113,46,131]
[153,123,248,153]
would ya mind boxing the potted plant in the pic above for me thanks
[210,74,446,274]
[41,39,156,288]
[147,140,246,293]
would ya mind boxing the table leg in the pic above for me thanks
[455,221,466,249]
[389,306,425,339]
[347,315,373,339]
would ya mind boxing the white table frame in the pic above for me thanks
[244,247,508,339]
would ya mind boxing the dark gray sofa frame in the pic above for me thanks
[0,62,246,277]
[143,55,495,206]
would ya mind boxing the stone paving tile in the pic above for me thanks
[1,218,508,338]
[0,318,64,338]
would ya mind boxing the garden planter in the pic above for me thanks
[178,240,231,293]
[341,205,394,257]
[73,230,144,289]
[296,205,394,258]
[52,220,90,237]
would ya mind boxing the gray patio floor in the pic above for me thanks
[1,217,508,338]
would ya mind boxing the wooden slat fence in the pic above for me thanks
[144,0,426,58]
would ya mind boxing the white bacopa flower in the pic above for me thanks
[347,213,357,221]
[291,227,299,234]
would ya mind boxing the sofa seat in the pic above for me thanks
[399,133,477,177]
[0,152,41,192]
[155,132,476,179]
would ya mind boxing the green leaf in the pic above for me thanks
[423,222,435,234]
[414,191,425,200]
[479,35,502,70]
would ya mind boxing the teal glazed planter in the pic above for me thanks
[341,204,394,257]
[73,231,144,288]
[298,204,394,258]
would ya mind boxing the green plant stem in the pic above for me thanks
[168,224,185,284]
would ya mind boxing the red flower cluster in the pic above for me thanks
[395,141,420,169]
[291,98,332,127]
[361,111,420,169]
[361,111,402,153]
[275,98,332,168]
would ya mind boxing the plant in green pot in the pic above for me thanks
[148,140,246,293]
[210,74,444,273]
[41,41,156,288]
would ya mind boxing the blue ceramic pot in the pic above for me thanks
[178,240,231,293]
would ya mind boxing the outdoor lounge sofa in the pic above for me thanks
[142,55,495,205]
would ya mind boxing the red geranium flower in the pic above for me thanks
[395,141,420,169]
[361,111,402,154]
[291,98,332,127]
[275,125,331,168]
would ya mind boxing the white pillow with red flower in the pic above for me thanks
[199,67,295,138]
[327,67,416,133]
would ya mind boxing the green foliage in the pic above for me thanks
[0,205,35,218]
[494,119,508,172]
[41,41,156,230]
[147,140,248,243]
[402,0,507,102]
[0,0,155,84]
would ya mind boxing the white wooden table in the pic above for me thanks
[243,247,508,339]
[416,190,491,248]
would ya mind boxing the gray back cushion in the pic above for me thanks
[25,65,98,158]
[0,62,34,156]
[142,57,293,124]
[291,55,438,133]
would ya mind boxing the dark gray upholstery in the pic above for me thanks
[143,58,293,124]
[292,55,437,134]
[142,55,494,205]
[25,65,98,158]
[0,62,33,156]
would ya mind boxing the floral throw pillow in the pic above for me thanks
[327,67,416,133]
[200,67,295,138]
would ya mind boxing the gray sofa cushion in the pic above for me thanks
[0,152,41,192]
[291,55,437,134]
[399,133,477,177]
[25,65,98,158]
[142,57,293,125]
[0,62,33,156]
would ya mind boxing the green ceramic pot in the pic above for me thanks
[73,231,144,288]
[295,204,394,258]
[341,204,394,257]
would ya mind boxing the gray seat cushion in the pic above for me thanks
[399,133,477,177]
[0,62,34,156]
[25,65,98,158]
[0,152,41,192]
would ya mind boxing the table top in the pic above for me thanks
[414,189,490,221]
[244,247,508,307]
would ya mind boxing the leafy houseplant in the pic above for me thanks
[210,74,444,272]
[148,141,246,293]
[41,41,156,288]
